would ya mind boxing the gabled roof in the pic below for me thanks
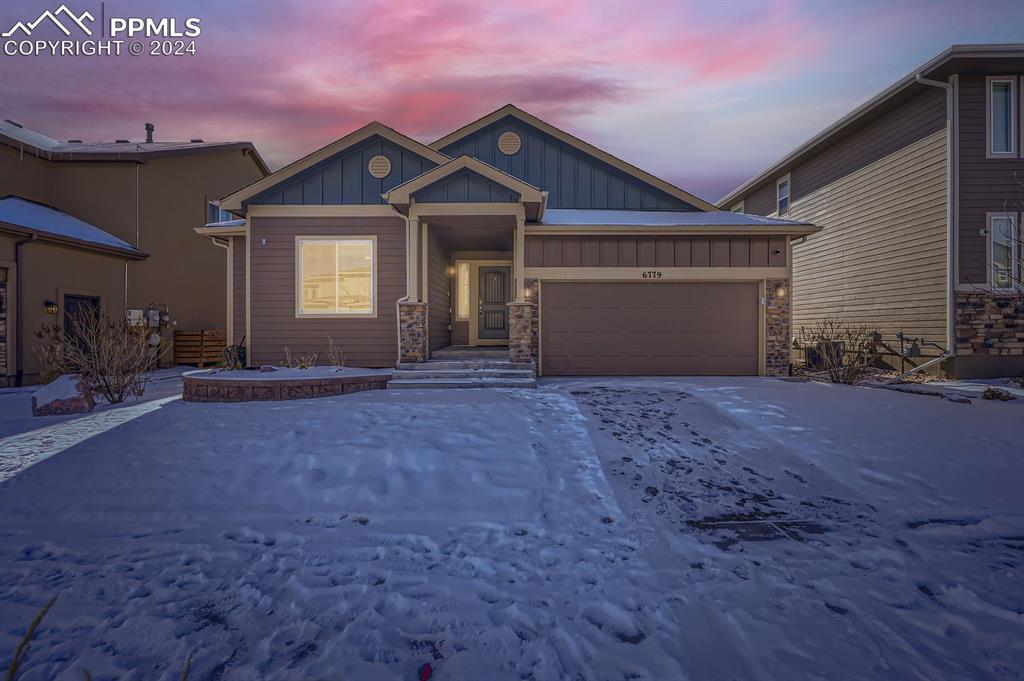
[431,104,718,212]
[384,155,546,219]
[720,43,1024,206]
[0,119,269,173]
[0,196,147,259]
[219,121,451,213]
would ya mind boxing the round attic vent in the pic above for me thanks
[368,154,392,179]
[497,131,521,156]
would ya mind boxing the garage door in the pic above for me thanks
[540,281,759,376]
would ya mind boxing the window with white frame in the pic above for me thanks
[455,262,471,320]
[296,237,375,316]
[776,176,790,216]
[989,213,1019,290]
[987,77,1017,157]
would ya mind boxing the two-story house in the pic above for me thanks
[199,106,820,378]
[0,119,268,385]
[723,44,1024,379]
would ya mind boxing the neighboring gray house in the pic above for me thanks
[722,44,1024,378]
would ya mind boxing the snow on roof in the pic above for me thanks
[539,209,815,228]
[202,219,246,228]
[0,196,143,255]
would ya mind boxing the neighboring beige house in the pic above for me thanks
[200,106,820,378]
[722,44,1024,379]
[0,119,268,385]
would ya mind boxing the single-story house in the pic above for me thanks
[199,105,820,376]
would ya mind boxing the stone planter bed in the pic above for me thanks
[182,367,391,402]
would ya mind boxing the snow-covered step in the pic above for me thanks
[388,377,537,390]
[396,360,533,371]
[430,347,510,360]
[391,369,535,380]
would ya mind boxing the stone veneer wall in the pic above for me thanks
[508,279,538,365]
[398,301,428,363]
[956,293,1024,358]
[765,278,791,377]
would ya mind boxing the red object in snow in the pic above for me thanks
[419,662,433,680]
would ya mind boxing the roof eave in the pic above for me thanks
[0,223,148,260]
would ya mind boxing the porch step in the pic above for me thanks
[396,360,533,371]
[389,358,537,389]
[388,377,537,390]
[430,346,510,361]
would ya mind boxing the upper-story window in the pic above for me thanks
[989,212,1020,290]
[731,202,744,213]
[776,175,791,216]
[987,77,1017,158]
[207,201,235,224]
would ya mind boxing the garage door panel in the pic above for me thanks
[541,281,759,376]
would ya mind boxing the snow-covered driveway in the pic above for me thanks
[0,379,1021,680]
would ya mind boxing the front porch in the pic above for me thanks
[384,156,545,366]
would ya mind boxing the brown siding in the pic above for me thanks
[525,235,786,268]
[957,74,1024,284]
[248,216,406,367]
[232,235,246,345]
[744,183,776,215]
[427,228,451,352]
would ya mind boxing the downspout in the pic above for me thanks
[124,162,141,314]
[392,206,411,366]
[13,236,36,387]
[888,74,957,381]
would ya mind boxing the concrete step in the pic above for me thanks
[388,377,537,390]
[431,347,509,360]
[391,369,535,380]
[396,360,534,371]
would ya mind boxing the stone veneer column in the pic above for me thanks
[398,301,428,363]
[508,279,539,365]
[764,279,791,376]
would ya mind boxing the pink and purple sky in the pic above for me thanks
[2,0,1023,202]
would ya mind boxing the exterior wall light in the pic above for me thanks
[774,285,787,298]
[44,300,59,315]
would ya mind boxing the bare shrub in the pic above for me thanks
[33,311,165,402]
[982,387,1015,401]
[799,317,880,384]
[326,337,345,368]
[32,324,67,384]
[282,347,318,369]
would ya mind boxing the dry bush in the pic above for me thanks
[282,347,318,369]
[33,312,165,402]
[982,387,1015,401]
[326,337,345,368]
[32,324,67,384]
[799,317,880,384]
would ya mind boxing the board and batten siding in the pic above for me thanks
[957,74,1024,284]
[248,216,406,367]
[525,235,787,268]
[440,116,697,211]
[426,229,451,352]
[231,235,246,345]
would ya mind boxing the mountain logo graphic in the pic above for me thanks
[3,4,95,38]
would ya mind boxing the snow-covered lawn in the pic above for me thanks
[0,379,1021,680]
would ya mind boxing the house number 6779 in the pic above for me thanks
[641,271,663,279]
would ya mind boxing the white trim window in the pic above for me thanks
[986,76,1017,158]
[988,212,1019,290]
[455,261,471,320]
[776,175,791,216]
[296,236,376,317]
[207,201,234,224]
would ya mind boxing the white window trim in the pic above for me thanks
[731,201,744,213]
[454,260,471,321]
[294,235,378,318]
[986,211,1020,291]
[776,174,791,217]
[986,76,1017,159]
